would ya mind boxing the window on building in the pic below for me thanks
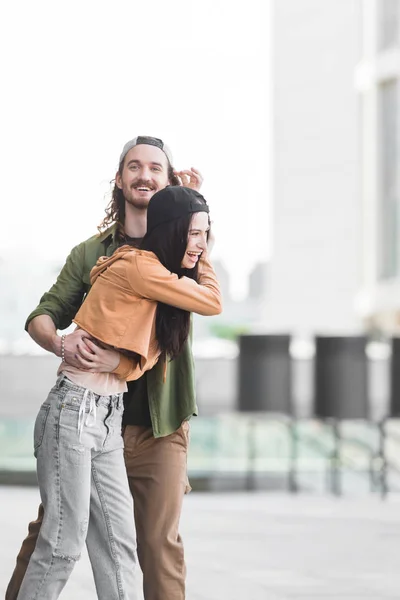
[378,0,400,50]
[378,79,399,279]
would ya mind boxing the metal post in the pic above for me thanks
[246,417,257,491]
[330,419,341,496]
[378,418,388,499]
[288,418,298,493]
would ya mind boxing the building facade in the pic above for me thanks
[264,0,363,336]
[355,0,400,333]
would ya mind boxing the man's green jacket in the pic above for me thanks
[26,225,198,437]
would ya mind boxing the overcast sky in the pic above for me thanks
[0,0,271,298]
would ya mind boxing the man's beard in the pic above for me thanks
[125,193,151,209]
[124,179,156,209]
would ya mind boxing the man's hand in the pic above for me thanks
[174,167,203,191]
[28,316,120,373]
[73,334,121,372]
[61,330,120,373]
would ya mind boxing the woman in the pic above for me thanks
[17,186,221,600]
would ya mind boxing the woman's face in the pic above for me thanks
[181,212,210,269]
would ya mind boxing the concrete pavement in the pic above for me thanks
[1,487,399,599]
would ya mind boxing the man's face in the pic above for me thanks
[116,144,170,209]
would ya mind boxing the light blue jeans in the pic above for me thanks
[17,375,139,600]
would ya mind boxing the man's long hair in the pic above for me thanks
[97,160,180,241]
[140,198,208,360]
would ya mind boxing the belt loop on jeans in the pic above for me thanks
[55,373,66,390]
[114,393,122,410]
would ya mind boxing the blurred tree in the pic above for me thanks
[209,323,250,341]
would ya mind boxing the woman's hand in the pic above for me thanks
[62,330,120,372]
[174,167,203,191]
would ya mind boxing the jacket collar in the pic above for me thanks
[97,223,118,244]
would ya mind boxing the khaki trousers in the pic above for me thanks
[6,423,190,600]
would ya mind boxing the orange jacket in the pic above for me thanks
[73,245,222,381]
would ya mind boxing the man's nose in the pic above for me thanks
[140,166,152,180]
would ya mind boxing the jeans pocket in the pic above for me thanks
[34,404,51,456]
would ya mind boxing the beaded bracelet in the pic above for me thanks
[61,334,66,363]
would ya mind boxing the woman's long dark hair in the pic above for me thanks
[140,202,207,360]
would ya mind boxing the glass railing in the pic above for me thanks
[2,414,399,494]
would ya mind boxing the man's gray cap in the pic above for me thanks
[119,136,173,166]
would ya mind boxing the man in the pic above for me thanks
[6,136,204,600]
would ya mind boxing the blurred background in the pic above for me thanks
[1,0,400,496]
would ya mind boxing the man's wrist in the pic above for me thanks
[52,335,62,358]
